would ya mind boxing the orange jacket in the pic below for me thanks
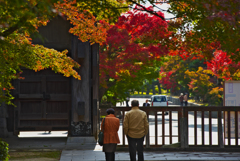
[101,114,120,144]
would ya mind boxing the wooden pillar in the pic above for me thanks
[218,111,224,148]
[180,107,189,148]
[91,43,99,140]
[70,36,99,137]
[70,37,92,136]
[146,112,150,148]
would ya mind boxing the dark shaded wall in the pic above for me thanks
[33,16,72,51]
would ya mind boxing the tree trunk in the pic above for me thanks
[146,84,149,95]
[157,82,161,94]
[152,83,155,95]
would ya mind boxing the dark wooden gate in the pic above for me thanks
[13,69,71,133]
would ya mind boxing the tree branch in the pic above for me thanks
[127,6,176,20]
[154,1,170,4]
[151,2,169,12]
[0,15,29,37]
[128,0,166,21]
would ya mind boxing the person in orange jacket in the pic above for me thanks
[101,108,120,161]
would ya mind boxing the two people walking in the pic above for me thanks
[101,100,149,161]
[179,93,188,106]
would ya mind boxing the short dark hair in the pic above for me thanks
[131,100,139,107]
[106,108,115,115]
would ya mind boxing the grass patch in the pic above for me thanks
[9,151,61,160]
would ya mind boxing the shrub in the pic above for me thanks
[0,139,9,161]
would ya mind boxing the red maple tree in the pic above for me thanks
[99,6,171,99]
[207,50,240,80]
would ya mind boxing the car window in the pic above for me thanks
[153,96,166,102]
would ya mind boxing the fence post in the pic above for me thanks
[180,107,189,148]
[146,132,150,148]
[218,111,224,148]
[146,112,150,148]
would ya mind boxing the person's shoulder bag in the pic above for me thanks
[98,117,105,146]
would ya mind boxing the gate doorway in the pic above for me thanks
[13,69,71,135]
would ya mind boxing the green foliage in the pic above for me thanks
[188,59,206,71]
[159,54,224,105]
[167,0,240,60]
[185,67,214,102]
[76,0,129,23]
[0,0,59,38]
[159,55,192,94]
[102,61,162,105]
[0,139,9,161]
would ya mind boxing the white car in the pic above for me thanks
[149,95,168,115]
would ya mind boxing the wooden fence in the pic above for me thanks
[103,106,240,150]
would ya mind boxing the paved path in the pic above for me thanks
[60,144,240,161]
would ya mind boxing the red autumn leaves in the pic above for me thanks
[100,7,171,87]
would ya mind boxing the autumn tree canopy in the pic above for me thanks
[2,0,239,105]
[99,7,172,104]
[153,0,240,98]
[147,0,240,59]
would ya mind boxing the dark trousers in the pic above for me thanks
[105,152,115,161]
[126,101,129,107]
[127,135,144,161]
[185,101,188,106]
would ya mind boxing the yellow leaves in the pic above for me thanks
[185,69,197,78]
[29,45,81,80]
[209,87,223,98]
[34,60,44,71]
[117,69,130,76]
[54,0,110,45]
[203,69,214,75]
[134,62,143,65]
[185,67,213,88]
[232,69,240,80]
